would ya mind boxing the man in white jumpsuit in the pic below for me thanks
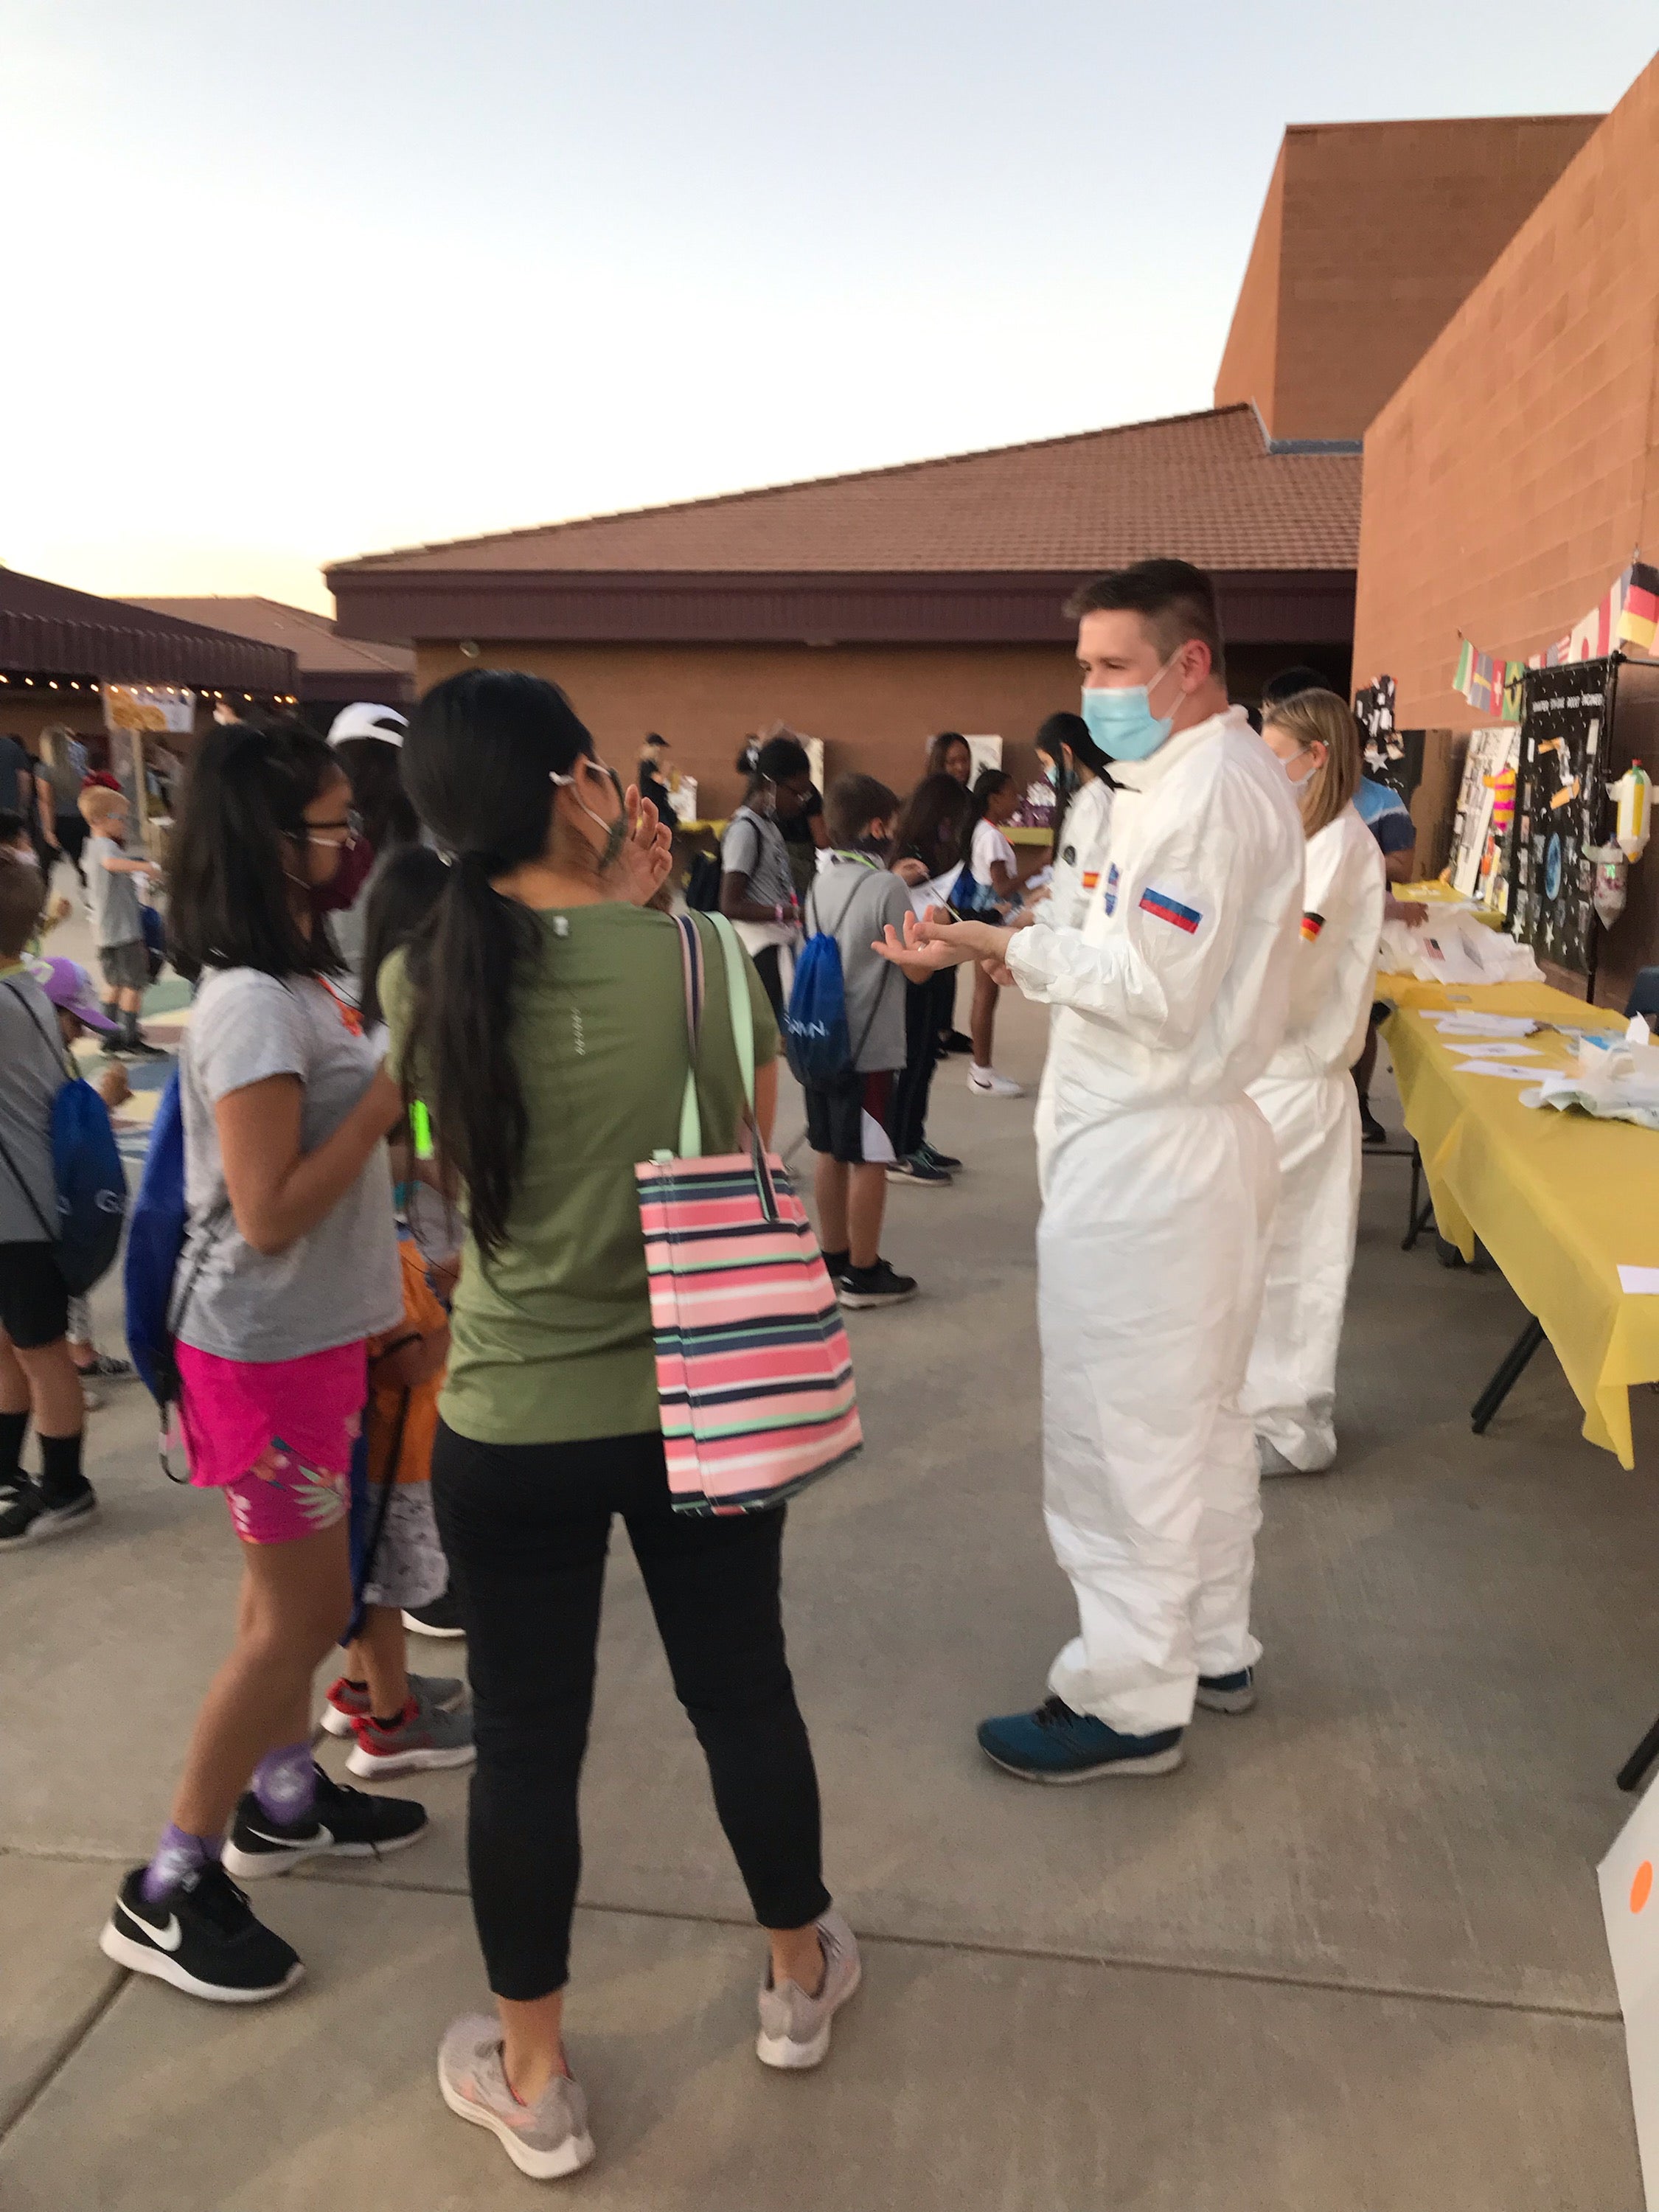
[874,560,1303,1778]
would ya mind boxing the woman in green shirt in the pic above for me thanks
[393,672,858,2183]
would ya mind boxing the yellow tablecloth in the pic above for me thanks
[1381,980,1659,1466]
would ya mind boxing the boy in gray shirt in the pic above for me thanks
[80,787,164,1059]
[800,774,936,1310]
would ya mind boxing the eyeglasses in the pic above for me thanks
[305,808,363,846]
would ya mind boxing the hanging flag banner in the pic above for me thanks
[1453,560,1659,716]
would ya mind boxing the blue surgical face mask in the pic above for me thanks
[1079,651,1183,763]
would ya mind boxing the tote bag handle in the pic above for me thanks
[668,911,779,1216]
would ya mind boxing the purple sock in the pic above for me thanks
[252,1741,316,1826]
[142,1823,222,1903]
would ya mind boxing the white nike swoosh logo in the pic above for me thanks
[119,1898,182,1952]
[243,1823,333,1849]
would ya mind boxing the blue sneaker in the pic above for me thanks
[975,1696,1183,1784]
[1195,1667,1256,1714]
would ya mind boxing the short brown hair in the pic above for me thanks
[79,786,126,827]
[824,772,899,846]
[1065,557,1226,684]
[0,855,46,956]
[1262,687,1362,838]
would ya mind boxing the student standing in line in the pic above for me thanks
[921,734,975,1054]
[962,768,1023,1098]
[391,670,858,2183]
[78,786,166,1059]
[0,866,98,1550]
[1243,689,1385,1478]
[718,732,815,1018]
[801,773,931,1302]
[886,771,974,1185]
[99,718,427,2006]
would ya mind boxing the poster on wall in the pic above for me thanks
[1507,660,1615,975]
[1449,726,1520,908]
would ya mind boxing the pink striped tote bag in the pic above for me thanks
[636,912,862,1514]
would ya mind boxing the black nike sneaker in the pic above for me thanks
[99,1862,302,2003]
[221,1761,428,1879]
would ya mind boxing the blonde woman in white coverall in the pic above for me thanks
[1245,689,1385,1475]
[874,560,1303,1781]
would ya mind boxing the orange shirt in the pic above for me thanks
[365,1242,447,1484]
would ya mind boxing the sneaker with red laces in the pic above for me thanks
[346,1681,476,1779]
[321,1670,464,1737]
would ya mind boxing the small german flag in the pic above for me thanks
[1301,911,1325,942]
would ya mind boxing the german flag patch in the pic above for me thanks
[1301,911,1326,942]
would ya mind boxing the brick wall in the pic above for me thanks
[1217,116,1599,442]
[410,637,1345,820]
[1352,61,1659,734]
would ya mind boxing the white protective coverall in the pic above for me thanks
[1031,773,1115,1165]
[1241,804,1385,1471]
[1005,706,1303,1735]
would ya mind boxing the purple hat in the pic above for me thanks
[32,956,118,1034]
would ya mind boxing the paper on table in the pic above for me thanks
[1430,1012,1540,1037]
[1452,1040,1543,1057]
[1618,1267,1659,1295]
[1453,1060,1547,1080]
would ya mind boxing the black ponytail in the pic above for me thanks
[1033,710,1109,858]
[961,768,1013,866]
[400,669,591,1257]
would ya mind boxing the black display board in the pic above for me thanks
[1353,674,1425,804]
[1506,658,1618,977]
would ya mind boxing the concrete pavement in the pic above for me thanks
[0,983,1650,2207]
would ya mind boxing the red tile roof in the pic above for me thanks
[124,597,414,679]
[331,405,1360,580]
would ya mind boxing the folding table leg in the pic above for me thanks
[1401,1147,1435,1252]
[1470,1316,1547,1435]
[1618,1713,1659,1793]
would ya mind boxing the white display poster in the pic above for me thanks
[1599,1777,1659,2206]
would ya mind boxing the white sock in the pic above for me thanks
[971,1064,992,1081]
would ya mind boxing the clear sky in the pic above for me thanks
[9,1,1657,615]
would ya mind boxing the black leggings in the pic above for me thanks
[889,973,945,1158]
[751,942,785,1020]
[431,1424,830,2000]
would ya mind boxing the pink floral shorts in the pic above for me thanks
[223,1445,352,1546]
[175,1340,365,1548]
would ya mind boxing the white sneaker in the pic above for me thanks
[968,1066,1023,1098]
[756,1908,862,2069]
[1256,1435,1332,1478]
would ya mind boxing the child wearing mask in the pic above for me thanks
[319,847,473,1775]
[962,769,1023,1098]
[801,775,934,1306]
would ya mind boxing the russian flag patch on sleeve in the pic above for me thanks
[1138,886,1203,934]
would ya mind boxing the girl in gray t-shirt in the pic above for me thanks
[99,718,423,2008]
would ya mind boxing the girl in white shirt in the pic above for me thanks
[1242,689,1386,1475]
[963,770,1023,1098]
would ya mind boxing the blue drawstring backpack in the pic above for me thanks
[784,929,852,1085]
[782,876,895,1088]
[0,979,127,1296]
[123,1066,187,1403]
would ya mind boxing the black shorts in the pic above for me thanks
[804,1070,897,1166]
[100,940,148,993]
[0,1242,69,1349]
